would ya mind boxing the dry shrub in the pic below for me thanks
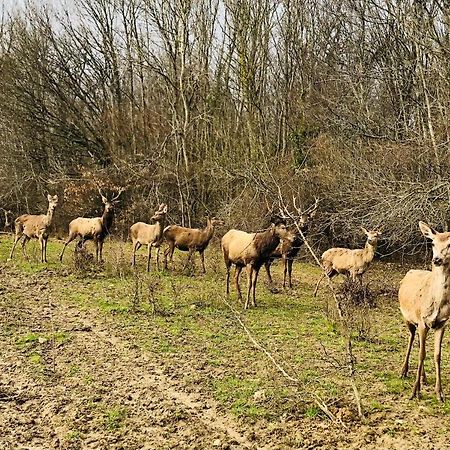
[337,278,377,342]
[72,245,104,277]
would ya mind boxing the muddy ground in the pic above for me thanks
[1,260,450,449]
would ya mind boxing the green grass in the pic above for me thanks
[103,407,127,430]
[3,236,450,425]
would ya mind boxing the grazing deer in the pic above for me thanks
[130,203,168,271]
[265,198,319,288]
[221,218,294,309]
[59,188,124,262]
[313,227,382,296]
[163,216,224,273]
[399,222,450,401]
[9,194,59,263]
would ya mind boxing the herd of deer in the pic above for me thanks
[5,190,450,402]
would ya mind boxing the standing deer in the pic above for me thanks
[265,198,319,288]
[9,194,59,263]
[163,216,224,273]
[130,203,168,271]
[313,227,382,296]
[59,188,123,262]
[221,218,293,309]
[399,222,450,401]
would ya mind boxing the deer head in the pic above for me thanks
[419,221,450,267]
[151,203,168,222]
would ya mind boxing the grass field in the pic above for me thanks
[1,234,450,449]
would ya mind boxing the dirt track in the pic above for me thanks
[1,265,450,450]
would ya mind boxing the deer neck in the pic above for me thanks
[102,207,114,232]
[202,219,215,241]
[425,265,450,327]
[45,204,56,227]
[154,216,166,238]
[255,228,280,256]
[363,241,377,263]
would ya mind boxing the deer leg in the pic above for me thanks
[164,243,174,269]
[225,263,231,296]
[132,241,141,267]
[434,326,445,402]
[94,240,99,262]
[283,257,288,288]
[39,236,45,263]
[147,244,152,272]
[235,265,243,302]
[200,250,206,274]
[9,233,23,260]
[98,240,104,262]
[21,236,30,260]
[156,246,161,271]
[287,259,293,289]
[44,237,49,263]
[401,323,416,378]
[265,261,273,284]
[59,234,76,262]
[245,265,253,309]
[411,324,428,399]
[251,268,260,308]
[184,248,195,271]
[313,274,325,297]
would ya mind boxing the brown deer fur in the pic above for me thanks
[130,203,168,271]
[314,228,381,296]
[59,188,123,262]
[9,194,59,263]
[399,222,450,401]
[163,217,224,273]
[265,200,318,288]
[221,220,293,309]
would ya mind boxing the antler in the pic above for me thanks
[304,197,320,215]
[111,187,125,202]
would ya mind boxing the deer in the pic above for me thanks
[130,203,168,271]
[59,187,124,262]
[313,227,382,296]
[221,217,294,309]
[163,216,224,273]
[265,198,319,288]
[9,194,59,263]
[399,222,450,402]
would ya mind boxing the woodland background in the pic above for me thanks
[0,0,449,255]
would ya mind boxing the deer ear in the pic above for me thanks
[361,227,369,235]
[163,205,168,213]
[101,196,108,204]
[419,221,436,239]
[47,194,52,201]
[309,209,317,219]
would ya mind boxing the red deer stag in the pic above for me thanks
[163,216,224,273]
[265,198,319,288]
[130,203,168,271]
[221,217,293,309]
[399,222,450,401]
[9,194,59,263]
[59,188,124,262]
[313,227,381,296]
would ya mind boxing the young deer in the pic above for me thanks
[9,194,59,263]
[221,218,294,309]
[163,216,224,273]
[130,203,168,271]
[265,199,318,288]
[399,222,450,401]
[59,188,123,262]
[313,227,381,296]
